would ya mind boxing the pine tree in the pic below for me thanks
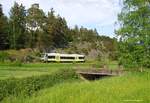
[0,4,9,50]
[26,3,46,49]
[9,2,26,49]
[46,9,70,48]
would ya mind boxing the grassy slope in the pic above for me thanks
[3,71,150,103]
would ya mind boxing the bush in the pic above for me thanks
[92,63,104,68]
[0,49,42,63]
[0,51,9,62]
[0,69,79,101]
[9,60,23,67]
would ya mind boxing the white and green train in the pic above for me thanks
[41,53,85,62]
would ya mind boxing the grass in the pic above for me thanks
[0,68,79,101]
[0,61,118,79]
[1,61,149,103]
[2,71,150,103]
[0,62,93,79]
[0,70,48,79]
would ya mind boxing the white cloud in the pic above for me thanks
[0,0,121,37]
[50,0,121,26]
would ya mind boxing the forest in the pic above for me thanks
[0,2,117,61]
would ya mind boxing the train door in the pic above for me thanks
[56,54,60,62]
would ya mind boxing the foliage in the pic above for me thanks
[10,60,23,67]
[0,49,41,63]
[2,71,150,103]
[0,62,100,80]
[0,51,9,62]
[66,27,118,60]
[92,62,104,68]
[9,2,27,49]
[116,0,150,68]
[0,2,118,61]
[0,68,79,101]
[26,4,46,49]
[0,4,9,50]
[45,9,70,49]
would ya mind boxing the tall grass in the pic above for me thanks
[0,68,79,101]
[3,71,150,103]
[0,61,117,80]
[0,62,93,79]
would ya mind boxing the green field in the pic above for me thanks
[0,62,93,79]
[0,61,118,79]
[0,62,149,103]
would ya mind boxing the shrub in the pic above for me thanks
[0,69,79,101]
[10,60,23,67]
[0,51,9,62]
[0,49,42,63]
[92,62,105,68]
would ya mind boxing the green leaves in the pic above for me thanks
[0,4,9,50]
[0,68,78,101]
[117,0,150,68]
[9,2,26,49]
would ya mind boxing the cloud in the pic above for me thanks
[50,0,121,26]
[0,0,121,37]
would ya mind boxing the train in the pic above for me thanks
[41,53,85,62]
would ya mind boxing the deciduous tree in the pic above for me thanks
[116,0,150,68]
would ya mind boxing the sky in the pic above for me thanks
[0,0,122,37]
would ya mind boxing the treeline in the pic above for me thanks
[0,2,117,60]
[0,3,71,50]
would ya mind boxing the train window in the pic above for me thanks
[79,57,84,59]
[60,57,75,59]
[48,56,55,59]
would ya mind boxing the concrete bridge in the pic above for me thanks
[76,69,123,80]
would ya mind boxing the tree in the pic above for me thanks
[116,0,150,69]
[9,2,27,49]
[46,9,70,48]
[53,15,70,48]
[26,3,46,49]
[0,4,9,50]
[69,25,79,42]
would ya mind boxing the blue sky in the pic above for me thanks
[0,0,122,37]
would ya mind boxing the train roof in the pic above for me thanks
[44,53,84,57]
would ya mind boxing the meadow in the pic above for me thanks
[0,61,118,79]
[0,62,149,103]
[0,62,92,79]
